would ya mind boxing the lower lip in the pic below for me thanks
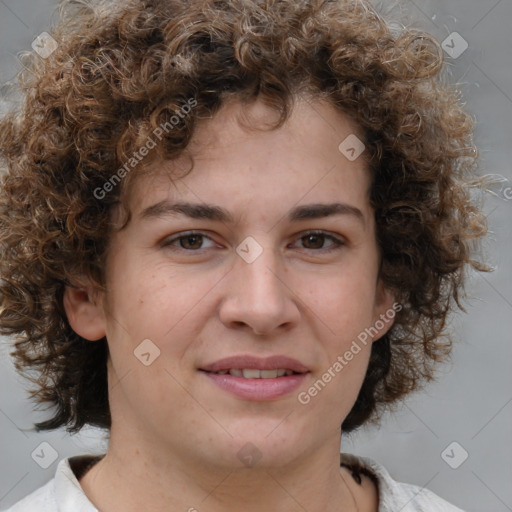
[201,371,308,400]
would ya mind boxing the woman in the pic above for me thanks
[0,0,488,510]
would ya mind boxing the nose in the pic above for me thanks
[218,244,300,337]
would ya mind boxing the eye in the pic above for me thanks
[161,231,217,251]
[161,230,345,253]
[291,231,345,252]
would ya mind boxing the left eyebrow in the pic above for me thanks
[139,201,365,224]
[287,203,364,223]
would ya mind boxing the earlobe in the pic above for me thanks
[63,285,106,341]
[372,282,398,342]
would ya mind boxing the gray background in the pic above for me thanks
[0,0,511,510]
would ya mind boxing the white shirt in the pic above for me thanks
[1,453,465,511]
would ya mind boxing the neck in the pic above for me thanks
[79,433,365,512]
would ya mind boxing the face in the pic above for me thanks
[66,96,395,471]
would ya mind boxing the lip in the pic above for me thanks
[199,355,310,373]
[201,372,308,400]
[199,355,310,401]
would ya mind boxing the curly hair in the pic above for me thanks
[0,0,488,434]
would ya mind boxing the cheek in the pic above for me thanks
[104,260,217,363]
[296,268,378,405]
[301,267,378,339]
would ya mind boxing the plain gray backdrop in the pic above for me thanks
[0,0,511,510]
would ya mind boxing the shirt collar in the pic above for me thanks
[54,454,104,512]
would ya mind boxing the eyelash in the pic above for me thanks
[161,230,345,254]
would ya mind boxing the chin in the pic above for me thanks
[215,420,309,468]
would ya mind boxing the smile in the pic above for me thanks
[199,354,309,400]
[207,369,298,378]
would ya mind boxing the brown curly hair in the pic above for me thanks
[0,0,488,434]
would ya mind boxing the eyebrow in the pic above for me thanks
[139,201,365,224]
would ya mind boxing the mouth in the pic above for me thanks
[202,368,301,378]
[199,355,309,400]
[199,354,309,374]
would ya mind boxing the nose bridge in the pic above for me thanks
[236,238,285,305]
[241,245,281,296]
[219,236,298,334]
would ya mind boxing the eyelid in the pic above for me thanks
[297,229,347,251]
[161,230,218,251]
[161,229,346,252]
[290,230,346,251]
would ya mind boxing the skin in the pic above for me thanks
[64,96,395,512]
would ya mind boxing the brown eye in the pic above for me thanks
[179,234,204,250]
[301,233,326,249]
[294,231,344,252]
[162,231,216,251]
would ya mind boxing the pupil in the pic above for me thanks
[183,235,202,249]
[305,234,323,249]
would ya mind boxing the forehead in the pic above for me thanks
[127,97,372,224]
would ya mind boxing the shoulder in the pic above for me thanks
[340,452,466,512]
[1,454,103,512]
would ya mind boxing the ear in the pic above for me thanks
[371,280,399,342]
[63,284,106,341]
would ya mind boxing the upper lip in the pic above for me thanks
[200,355,309,373]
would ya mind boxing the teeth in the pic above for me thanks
[260,369,278,378]
[242,369,261,379]
[215,369,295,378]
